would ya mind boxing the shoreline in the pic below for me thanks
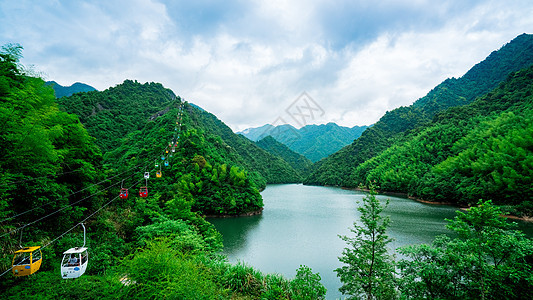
[339,186,532,223]
[204,207,263,218]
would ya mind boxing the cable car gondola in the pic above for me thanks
[139,187,148,197]
[119,180,128,199]
[144,172,150,179]
[164,161,169,167]
[12,246,42,277]
[119,188,129,199]
[156,170,162,178]
[61,223,88,279]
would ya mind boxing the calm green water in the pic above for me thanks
[208,184,533,300]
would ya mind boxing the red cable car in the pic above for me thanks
[119,188,129,199]
[139,187,148,197]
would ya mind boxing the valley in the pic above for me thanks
[1,33,532,299]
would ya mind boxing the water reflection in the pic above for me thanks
[208,214,263,253]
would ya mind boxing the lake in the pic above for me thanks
[208,184,533,299]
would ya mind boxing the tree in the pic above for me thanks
[290,265,327,300]
[398,200,533,299]
[335,186,396,300]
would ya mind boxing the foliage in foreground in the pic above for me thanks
[397,200,533,299]
[3,239,327,300]
[336,186,396,300]
[338,199,533,300]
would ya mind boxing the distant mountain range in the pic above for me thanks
[46,81,96,98]
[238,123,369,162]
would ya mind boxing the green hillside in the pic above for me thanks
[305,33,533,187]
[353,66,533,212]
[255,135,313,176]
[59,80,302,185]
[185,104,303,184]
[57,79,177,153]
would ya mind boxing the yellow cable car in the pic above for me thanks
[156,170,162,178]
[12,246,42,277]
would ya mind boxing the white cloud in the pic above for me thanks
[1,0,532,132]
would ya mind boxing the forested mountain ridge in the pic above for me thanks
[46,81,96,98]
[239,122,369,162]
[255,135,313,176]
[184,103,303,184]
[353,65,533,212]
[305,33,533,187]
[59,80,302,186]
[57,80,177,153]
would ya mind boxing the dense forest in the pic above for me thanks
[352,66,533,212]
[184,103,303,184]
[305,34,533,185]
[304,33,533,212]
[255,136,313,177]
[0,45,326,299]
[59,82,303,185]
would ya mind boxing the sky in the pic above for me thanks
[1,0,532,132]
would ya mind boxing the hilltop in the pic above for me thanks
[46,81,97,98]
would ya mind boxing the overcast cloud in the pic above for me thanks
[1,0,532,131]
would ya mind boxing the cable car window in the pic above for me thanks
[81,251,88,264]
[13,252,31,265]
[61,255,70,267]
[32,250,41,262]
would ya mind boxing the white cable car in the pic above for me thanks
[61,223,89,279]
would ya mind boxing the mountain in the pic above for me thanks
[185,103,303,184]
[238,124,274,141]
[255,136,313,176]
[58,80,302,187]
[353,65,533,210]
[46,80,97,98]
[305,33,533,187]
[239,122,369,162]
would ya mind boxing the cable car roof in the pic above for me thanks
[63,247,88,254]
[14,246,41,253]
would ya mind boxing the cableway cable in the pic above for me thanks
[1,164,143,223]
[0,178,144,278]
[0,171,138,239]
[1,103,186,278]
